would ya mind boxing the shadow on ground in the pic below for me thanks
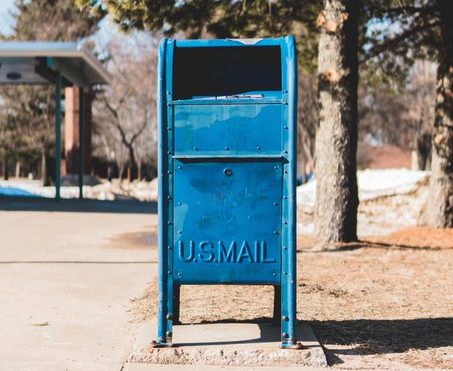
[176,320,281,347]
[107,230,158,250]
[312,317,453,364]
[299,240,452,253]
[174,317,452,352]
[0,195,157,214]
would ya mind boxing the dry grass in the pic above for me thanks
[365,226,453,249]
[131,227,453,369]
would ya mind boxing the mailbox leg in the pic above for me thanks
[280,233,301,348]
[273,285,281,321]
[280,276,301,349]
[280,35,301,349]
[156,278,174,347]
[156,232,174,345]
[173,284,181,325]
[154,37,175,348]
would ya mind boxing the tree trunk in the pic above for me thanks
[15,161,21,178]
[41,148,50,186]
[118,164,125,181]
[127,166,132,183]
[107,164,113,182]
[314,0,359,243]
[416,133,432,171]
[128,144,136,169]
[137,163,142,181]
[3,156,9,181]
[427,0,453,227]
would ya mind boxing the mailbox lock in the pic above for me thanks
[223,168,233,176]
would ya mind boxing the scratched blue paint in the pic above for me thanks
[173,160,282,284]
[174,105,282,155]
[157,36,298,348]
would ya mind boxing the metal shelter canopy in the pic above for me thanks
[0,41,110,200]
[0,41,110,86]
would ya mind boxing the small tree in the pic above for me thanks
[93,33,157,181]
[404,60,436,170]
[358,60,436,170]
[364,0,452,227]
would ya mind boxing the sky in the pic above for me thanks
[0,0,115,42]
[0,0,119,50]
[0,0,156,54]
[0,0,15,35]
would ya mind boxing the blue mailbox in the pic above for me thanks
[156,36,298,348]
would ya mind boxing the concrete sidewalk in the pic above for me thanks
[0,199,157,371]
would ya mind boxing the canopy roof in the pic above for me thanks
[0,41,110,87]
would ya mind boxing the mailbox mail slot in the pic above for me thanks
[156,37,298,348]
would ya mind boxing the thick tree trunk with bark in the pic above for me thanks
[314,0,359,243]
[427,0,453,227]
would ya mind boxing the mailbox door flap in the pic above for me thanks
[173,160,282,284]
[174,104,282,155]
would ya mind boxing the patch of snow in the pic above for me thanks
[297,169,428,211]
[297,222,314,235]
[357,169,428,201]
[0,178,158,202]
[297,179,316,212]
[296,168,429,236]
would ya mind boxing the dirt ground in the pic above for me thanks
[131,227,453,369]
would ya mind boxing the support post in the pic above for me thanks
[55,70,62,201]
[155,38,174,347]
[78,87,85,199]
[280,35,301,349]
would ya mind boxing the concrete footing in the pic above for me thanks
[126,319,327,369]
